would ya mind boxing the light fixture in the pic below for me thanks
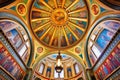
[55,51,63,73]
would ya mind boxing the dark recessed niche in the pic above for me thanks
[100,0,120,10]
[0,0,15,8]
[35,77,41,80]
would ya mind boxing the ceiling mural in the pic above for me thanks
[0,0,111,67]
[30,0,89,49]
[0,0,120,80]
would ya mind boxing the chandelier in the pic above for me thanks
[55,51,63,73]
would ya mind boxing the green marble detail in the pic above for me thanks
[10,6,16,11]
[35,53,39,59]
[79,54,83,59]
[24,0,28,4]
[23,16,26,20]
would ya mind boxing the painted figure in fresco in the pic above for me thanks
[61,36,67,47]
[76,21,86,29]
[14,67,20,79]
[100,30,112,44]
[109,54,118,68]
[91,4,99,15]
[44,34,51,44]
[6,59,14,72]
[75,47,81,53]
[17,71,23,80]
[96,29,114,49]
[8,62,16,73]
[108,57,116,70]
[74,0,85,9]
[6,29,22,49]
[17,3,26,15]
[36,29,45,38]
[102,64,109,75]
[0,50,9,65]
[104,21,120,31]
[114,46,120,58]
[95,72,100,80]
[6,31,15,44]
[68,33,76,44]
[2,56,12,68]
[32,11,42,18]
[117,43,120,49]
[100,67,106,79]
[74,28,81,38]
[37,47,43,53]
[0,43,5,54]
[57,0,62,3]
[0,21,15,30]
[54,12,65,23]
[23,52,28,62]
[11,63,17,75]
[98,69,103,80]
[79,11,87,18]
[111,52,120,65]
[106,59,114,72]
[69,34,74,44]
[104,62,112,73]
[17,71,21,80]
[52,38,58,46]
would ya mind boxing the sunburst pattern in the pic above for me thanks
[30,0,89,49]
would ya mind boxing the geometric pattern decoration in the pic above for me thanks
[30,0,89,49]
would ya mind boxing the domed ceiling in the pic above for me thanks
[30,0,89,49]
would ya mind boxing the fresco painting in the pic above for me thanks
[96,29,114,49]
[104,20,120,31]
[6,29,23,49]
[91,3,100,16]
[17,3,27,16]
[0,42,25,80]
[37,47,43,53]
[31,0,88,49]
[0,21,15,30]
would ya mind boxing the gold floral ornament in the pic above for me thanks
[16,3,27,16]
